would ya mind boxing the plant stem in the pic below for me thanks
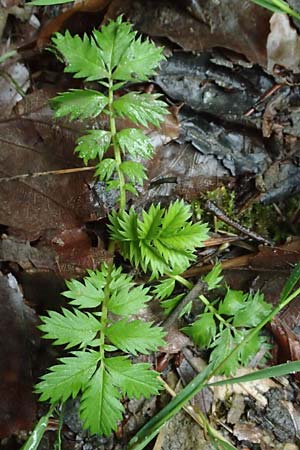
[99,264,113,361]
[199,294,234,331]
[107,79,126,211]
[168,273,193,290]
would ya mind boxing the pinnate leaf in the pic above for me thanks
[203,263,223,291]
[75,130,111,165]
[80,365,123,436]
[95,158,116,181]
[52,31,107,81]
[92,16,135,71]
[233,291,272,328]
[105,356,162,399]
[108,202,209,277]
[161,293,185,315]
[120,161,147,185]
[209,328,240,376]
[39,308,100,348]
[139,204,164,240]
[113,92,168,127]
[50,89,108,120]
[35,351,100,403]
[182,313,216,348]
[113,37,165,81]
[108,208,139,258]
[108,284,150,316]
[218,289,246,316]
[106,319,166,355]
[153,278,176,300]
[160,199,192,232]
[109,266,132,290]
[235,330,262,365]
[117,128,153,159]
[63,276,105,309]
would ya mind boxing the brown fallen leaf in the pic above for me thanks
[0,273,37,438]
[36,0,112,48]
[106,0,271,66]
[271,317,300,378]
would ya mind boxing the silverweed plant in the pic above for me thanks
[31,15,209,440]
[22,15,300,450]
[182,264,272,376]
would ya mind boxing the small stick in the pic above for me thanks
[205,200,273,246]
[163,279,207,329]
[0,166,96,182]
[244,84,283,117]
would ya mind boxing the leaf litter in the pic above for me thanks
[1,1,300,449]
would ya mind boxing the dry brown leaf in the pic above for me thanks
[0,273,37,438]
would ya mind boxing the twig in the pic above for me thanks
[243,84,283,117]
[205,200,273,246]
[163,279,207,329]
[0,166,96,182]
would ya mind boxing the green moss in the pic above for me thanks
[193,186,300,243]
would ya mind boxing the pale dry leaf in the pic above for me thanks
[211,368,278,407]
[267,12,300,73]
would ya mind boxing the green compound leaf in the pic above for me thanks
[108,207,138,246]
[139,204,164,240]
[92,16,136,72]
[52,31,107,81]
[117,128,153,159]
[209,328,240,376]
[113,37,165,81]
[161,293,185,315]
[106,180,120,191]
[182,313,217,348]
[109,265,133,290]
[108,201,209,277]
[218,289,246,316]
[105,356,162,399]
[106,319,166,355]
[39,308,100,349]
[35,351,100,403]
[235,330,262,365]
[208,328,267,376]
[202,263,223,291]
[160,199,192,232]
[113,92,168,128]
[75,130,111,165]
[95,159,117,181]
[63,276,105,309]
[233,291,273,328]
[124,183,138,195]
[120,161,148,185]
[108,284,151,316]
[153,278,176,300]
[50,89,108,120]
[80,365,124,436]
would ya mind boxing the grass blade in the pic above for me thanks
[206,361,300,388]
[27,0,74,5]
[20,407,54,450]
[279,264,300,303]
[251,0,300,18]
[127,364,213,450]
